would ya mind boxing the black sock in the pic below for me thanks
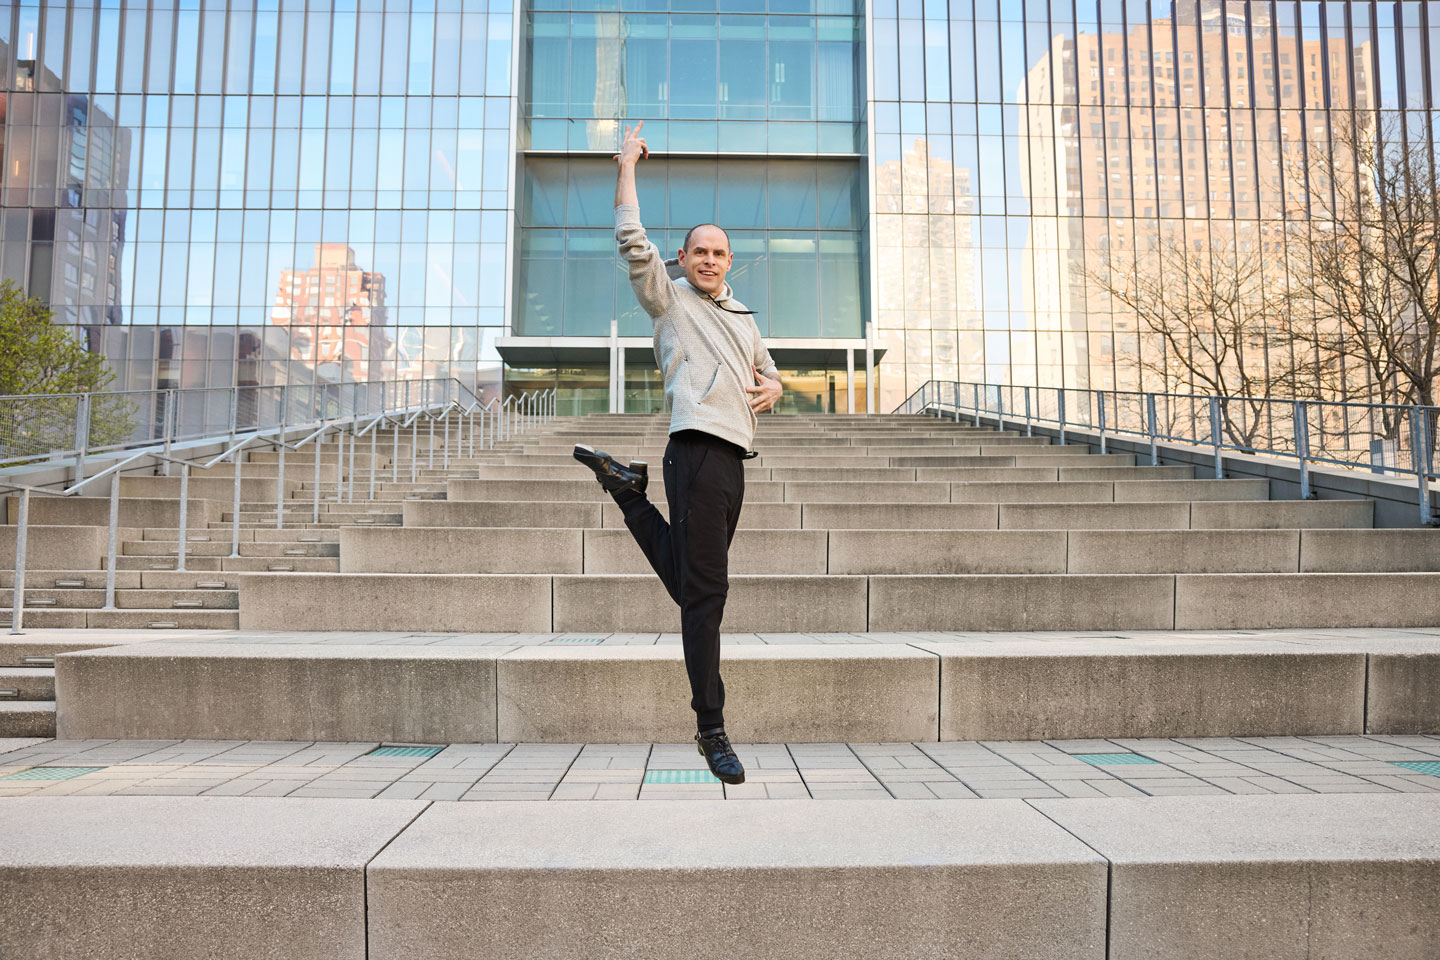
[612,488,642,508]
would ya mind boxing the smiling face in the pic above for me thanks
[677,224,733,297]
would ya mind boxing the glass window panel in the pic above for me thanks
[459,13,488,96]
[522,159,566,226]
[518,231,563,335]
[667,160,719,227]
[276,10,303,94]
[487,14,511,96]
[768,234,818,336]
[96,8,120,93]
[120,6,146,93]
[199,9,225,94]
[671,37,717,119]
[252,11,278,94]
[382,11,409,95]
[719,39,766,119]
[566,161,619,227]
[223,9,251,95]
[147,8,174,95]
[767,163,817,228]
[408,10,434,96]
[434,13,462,97]
[563,231,616,335]
[304,9,332,94]
[67,6,94,91]
[355,13,382,96]
[717,160,767,227]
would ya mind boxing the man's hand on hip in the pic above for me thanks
[746,366,782,413]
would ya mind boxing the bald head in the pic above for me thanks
[677,223,733,297]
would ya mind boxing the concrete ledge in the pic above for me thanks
[828,530,1067,574]
[403,499,602,528]
[55,642,504,742]
[600,500,802,529]
[583,528,826,575]
[0,797,425,960]
[366,799,1107,960]
[998,502,1189,530]
[1301,528,1440,572]
[1112,478,1269,501]
[1189,499,1373,528]
[0,525,142,571]
[1067,529,1300,574]
[1366,650,1440,734]
[340,527,584,574]
[917,639,1364,739]
[551,575,868,632]
[869,575,1174,631]
[800,502,999,529]
[950,481,1114,503]
[0,701,55,736]
[1175,573,1440,628]
[497,644,939,743]
[6,496,226,529]
[236,573,552,632]
[1035,795,1440,960]
[781,480,951,503]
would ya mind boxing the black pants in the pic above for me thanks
[616,429,745,731]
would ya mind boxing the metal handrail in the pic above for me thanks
[895,379,1439,526]
[2,378,565,634]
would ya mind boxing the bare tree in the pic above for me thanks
[1081,231,1297,449]
[1289,112,1440,440]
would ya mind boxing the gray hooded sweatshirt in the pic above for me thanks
[615,203,779,452]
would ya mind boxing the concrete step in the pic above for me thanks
[50,634,1439,743]
[0,589,237,610]
[121,542,338,558]
[105,555,342,573]
[0,665,54,700]
[0,636,143,667]
[0,699,54,736]
[0,797,427,960]
[140,529,340,542]
[3,609,240,629]
[228,570,1440,633]
[0,571,141,590]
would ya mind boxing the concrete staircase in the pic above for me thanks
[2,410,1438,958]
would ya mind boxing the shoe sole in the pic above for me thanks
[574,445,647,494]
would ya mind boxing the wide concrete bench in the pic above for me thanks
[366,799,1107,960]
[0,796,426,960]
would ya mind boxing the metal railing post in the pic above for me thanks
[275,443,287,530]
[1209,396,1224,479]
[428,413,436,469]
[1413,406,1433,525]
[176,463,190,573]
[9,489,29,634]
[1295,401,1313,500]
[1146,393,1159,466]
[73,392,91,484]
[1097,390,1108,456]
[313,429,324,523]
[347,416,357,502]
[392,421,400,483]
[996,388,1005,433]
[1023,386,1032,437]
[105,471,120,609]
[410,419,419,482]
[972,384,980,427]
[161,389,176,476]
[369,422,378,501]
[228,386,238,444]
[1058,389,1067,446]
[335,429,345,503]
[443,407,452,470]
[230,448,243,558]
[467,405,476,457]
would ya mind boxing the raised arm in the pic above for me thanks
[613,121,673,317]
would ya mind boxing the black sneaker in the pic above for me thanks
[695,727,746,785]
[573,444,648,496]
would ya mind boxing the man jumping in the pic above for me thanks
[573,120,783,785]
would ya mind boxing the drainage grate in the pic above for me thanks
[644,769,720,784]
[368,745,444,758]
[1074,753,1160,766]
[551,637,605,644]
[1,766,106,782]
[1392,761,1440,777]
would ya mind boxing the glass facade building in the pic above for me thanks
[2,1,1436,416]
